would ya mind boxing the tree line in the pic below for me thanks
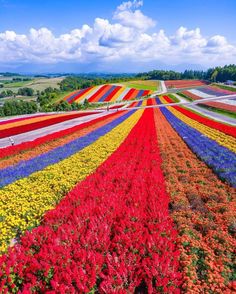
[59,76,136,91]
[0,100,37,117]
[0,87,34,98]
[136,64,236,82]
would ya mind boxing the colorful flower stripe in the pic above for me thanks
[0,109,143,253]
[200,86,234,97]
[180,91,236,112]
[0,113,49,126]
[123,88,136,100]
[130,89,140,100]
[128,101,138,108]
[182,90,200,100]
[97,85,116,102]
[66,89,84,103]
[73,85,100,103]
[143,89,151,96]
[200,101,236,112]
[168,106,236,153]
[88,85,111,103]
[0,109,182,293]
[163,95,236,137]
[156,98,236,187]
[0,112,120,160]
[63,90,79,102]
[73,86,98,103]
[0,112,97,139]
[0,112,122,160]
[69,87,92,104]
[64,85,153,104]
[154,108,236,293]
[159,96,236,153]
[109,86,126,102]
[104,85,122,102]
[174,105,236,137]
[146,98,155,106]
[165,80,206,89]
[0,112,76,131]
[210,85,235,95]
[136,89,144,97]
[0,110,138,187]
[0,112,125,169]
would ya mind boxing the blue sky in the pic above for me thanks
[0,0,235,72]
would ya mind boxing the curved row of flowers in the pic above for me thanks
[154,108,236,293]
[0,112,124,169]
[0,109,182,293]
[158,97,236,153]
[0,111,97,139]
[162,95,236,138]
[0,110,137,187]
[156,98,236,187]
[0,110,142,253]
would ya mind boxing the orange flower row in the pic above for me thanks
[154,108,236,293]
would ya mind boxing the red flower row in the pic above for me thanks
[0,109,182,293]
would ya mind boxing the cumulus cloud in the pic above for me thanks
[113,0,155,31]
[0,0,235,70]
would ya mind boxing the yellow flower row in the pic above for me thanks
[158,97,236,153]
[0,110,143,253]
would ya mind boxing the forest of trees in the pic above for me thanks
[59,76,135,91]
[136,64,236,82]
[0,100,37,117]
[0,87,34,98]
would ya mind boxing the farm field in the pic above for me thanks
[179,85,236,113]
[2,77,63,93]
[0,96,235,293]
[122,80,159,91]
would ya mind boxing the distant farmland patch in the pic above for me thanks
[122,80,159,91]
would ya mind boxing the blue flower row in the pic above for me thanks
[156,98,236,187]
[0,109,137,188]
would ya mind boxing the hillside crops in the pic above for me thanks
[0,98,235,293]
[64,84,152,104]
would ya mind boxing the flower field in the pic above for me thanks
[164,80,207,89]
[64,84,152,104]
[180,86,236,113]
[0,98,235,293]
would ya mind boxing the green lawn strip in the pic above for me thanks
[122,81,157,91]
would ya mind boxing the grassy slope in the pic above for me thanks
[122,80,159,91]
[3,77,64,93]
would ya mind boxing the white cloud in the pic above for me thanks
[0,0,235,70]
[113,0,155,31]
